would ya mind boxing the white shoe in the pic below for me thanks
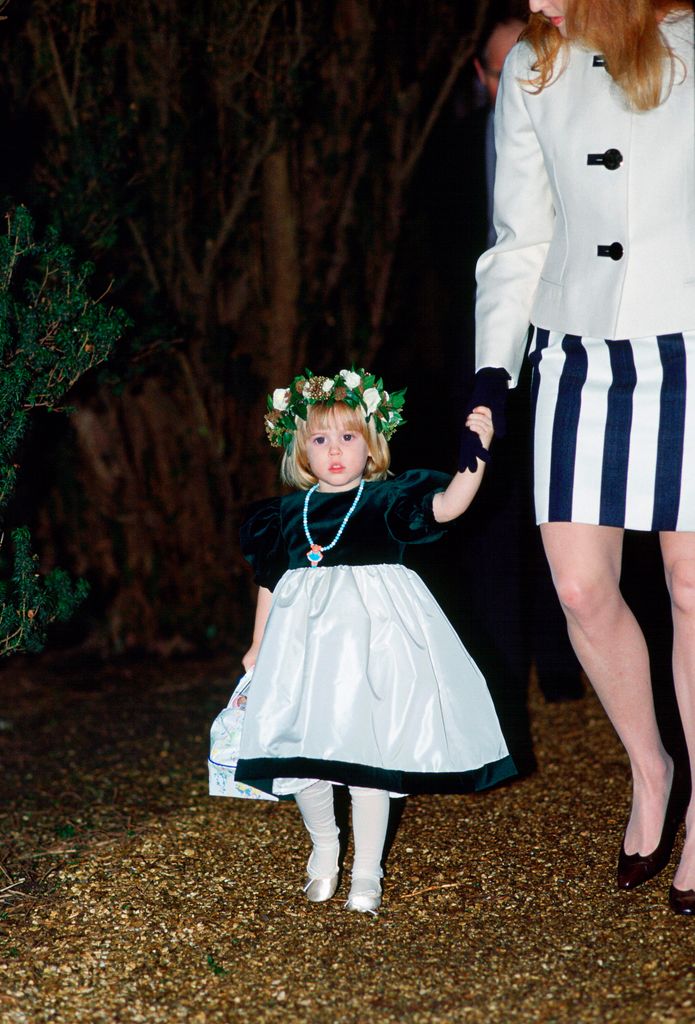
[303,873,339,902]
[303,849,340,903]
[344,877,382,915]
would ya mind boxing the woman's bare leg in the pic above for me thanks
[660,531,695,890]
[541,522,672,855]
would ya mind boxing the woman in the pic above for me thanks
[473,0,695,914]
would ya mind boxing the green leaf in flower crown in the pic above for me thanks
[264,366,406,448]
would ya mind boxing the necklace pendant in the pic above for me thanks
[302,478,364,568]
[307,543,323,566]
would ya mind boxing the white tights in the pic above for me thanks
[294,780,390,882]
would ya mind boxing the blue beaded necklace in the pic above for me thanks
[302,479,365,566]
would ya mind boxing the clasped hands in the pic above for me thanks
[458,367,511,472]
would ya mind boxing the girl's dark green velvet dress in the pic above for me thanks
[235,470,516,796]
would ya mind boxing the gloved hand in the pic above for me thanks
[458,367,511,473]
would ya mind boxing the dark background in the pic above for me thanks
[0,0,512,653]
[0,0,675,742]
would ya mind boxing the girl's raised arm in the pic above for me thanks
[241,585,273,671]
[432,406,494,523]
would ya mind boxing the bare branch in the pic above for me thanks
[401,0,493,186]
[127,216,161,294]
[322,120,372,302]
[70,5,87,106]
[401,34,475,186]
[45,20,79,131]
[201,118,278,297]
[212,0,286,92]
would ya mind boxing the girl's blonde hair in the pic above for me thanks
[280,403,391,490]
[521,0,692,110]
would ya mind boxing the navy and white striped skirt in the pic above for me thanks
[530,327,695,531]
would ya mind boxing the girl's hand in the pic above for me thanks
[242,642,260,672]
[465,405,494,452]
[434,405,495,523]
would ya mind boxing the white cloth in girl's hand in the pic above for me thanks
[208,669,315,800]
[209,670,276,799]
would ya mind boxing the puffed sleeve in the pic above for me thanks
[385,469,451,544]
[239,497,289,591]
[475,42,555,386]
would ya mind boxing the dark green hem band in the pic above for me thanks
[235,754,517,795]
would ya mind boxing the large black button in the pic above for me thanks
[597,242,624,260]
[587,148,623,170]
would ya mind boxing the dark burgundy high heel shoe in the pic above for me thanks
[617,774,686,891]
[669,885,695,915]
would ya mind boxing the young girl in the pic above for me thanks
[234,368,515,914]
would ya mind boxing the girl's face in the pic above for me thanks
[305,416,371,493]
[528,0,568,35]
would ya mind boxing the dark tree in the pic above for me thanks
[0,205,126,654]
[0,0,494,651]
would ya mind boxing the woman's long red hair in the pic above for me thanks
[521,0,693,109]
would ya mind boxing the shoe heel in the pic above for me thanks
[669,885,695,915]
[617,771,686,891]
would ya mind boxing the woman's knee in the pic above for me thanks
[541,524,623,624]
[665,558,695,616]
[552,571,617,623]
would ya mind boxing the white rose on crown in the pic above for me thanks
[272,388,290,411]
[322,379,334,394]
[363,388,381,415]
[340,369,362,389]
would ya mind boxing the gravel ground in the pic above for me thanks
[1,653,694,1024]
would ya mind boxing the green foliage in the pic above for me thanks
[206,953,227,976]
[54,823,77,839]
[0,205,127,656]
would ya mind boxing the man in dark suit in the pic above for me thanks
[458,15,584,714]
[425,12,584,774]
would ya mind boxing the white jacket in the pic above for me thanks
[475,12,695,385]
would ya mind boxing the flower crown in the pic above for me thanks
[264,368,406,450]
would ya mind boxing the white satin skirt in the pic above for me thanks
[234,565,515,797]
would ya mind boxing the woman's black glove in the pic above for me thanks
[458,367,511,473]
